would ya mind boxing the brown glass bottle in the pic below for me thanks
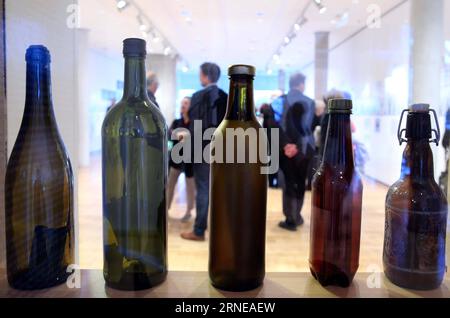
[209,65,268,291]
[383,104,447,290]
[309,99,363,287]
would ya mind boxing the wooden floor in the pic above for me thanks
[78,156,394,273]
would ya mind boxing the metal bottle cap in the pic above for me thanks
[328,99,352,113]
[228,64,256,76]
[409,103,430,113]
[123,38,147,58]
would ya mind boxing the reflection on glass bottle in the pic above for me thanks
[309,99,363,287]
[102,39,168,291]
[209,65,268,291]
[5,46,74,290]
[383,104,447,290]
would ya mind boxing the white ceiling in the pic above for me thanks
[79,0,449,71]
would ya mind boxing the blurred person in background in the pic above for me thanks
[167,97,195,222]
[319,89,344,157]
[146,71,160,108]
[438,108,450,195]
[267,72,315,231]
[181,62,227,241]
[260,103,279,188]
[305,99,326,190]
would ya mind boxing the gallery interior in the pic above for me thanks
[0,0,450,297]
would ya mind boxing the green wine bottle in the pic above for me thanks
[5,45,74,290]
[102,38,168,291]
[209,65,268,291]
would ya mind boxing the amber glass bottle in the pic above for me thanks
[309,99,363,287]
[5,46,74,290]
[383,104,447,290]
[209,65,268,291]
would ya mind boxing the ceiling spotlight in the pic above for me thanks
[294,23,301,31]
[164,46,171,55]
[137,15,148,31]
[284,36,291,44]
[152,32,161,43]
[116,0,128,10]
[182,64,189,73]
[313,0,327,14]
[266,68,273,75]
[273,53,280,61]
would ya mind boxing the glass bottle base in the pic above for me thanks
[309,265,356,288]
[210,274,264,292]
[8,268,70,291]
[105,271,167,291]
[384,263,444,290]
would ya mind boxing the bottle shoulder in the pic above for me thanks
[215,119,262,132]
[6,137,72,184]
[386,178,447,209]
[102,100,167,135]
[314,164,361,182]
[312,167,363,193]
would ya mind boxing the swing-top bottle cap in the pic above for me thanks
[26,45,51,64]
[123,38,147,57]
[328,99,352,113]
[409,103,430,113]
[228,64,256,76]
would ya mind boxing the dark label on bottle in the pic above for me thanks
[384,204,447,274]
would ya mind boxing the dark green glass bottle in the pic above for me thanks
[102,38,168,290]
[5,45,74,290]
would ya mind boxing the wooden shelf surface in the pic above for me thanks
[0,269,449,298]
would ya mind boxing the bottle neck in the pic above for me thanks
[122,56,148,101]
[24,61,53,116]
[401,139,434,180]
[225,75,255,121]
[322,113,354,168]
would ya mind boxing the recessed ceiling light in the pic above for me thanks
[137,15,148,31]
[116,0,128,10]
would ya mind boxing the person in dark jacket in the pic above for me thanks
[146,71,160,108]
[181,62,228,241]
[267,73,316,231]
[167,97,195,222]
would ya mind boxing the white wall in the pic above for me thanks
[327,1,448,185]
[84,48,123,156]
[5,0,79,261]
